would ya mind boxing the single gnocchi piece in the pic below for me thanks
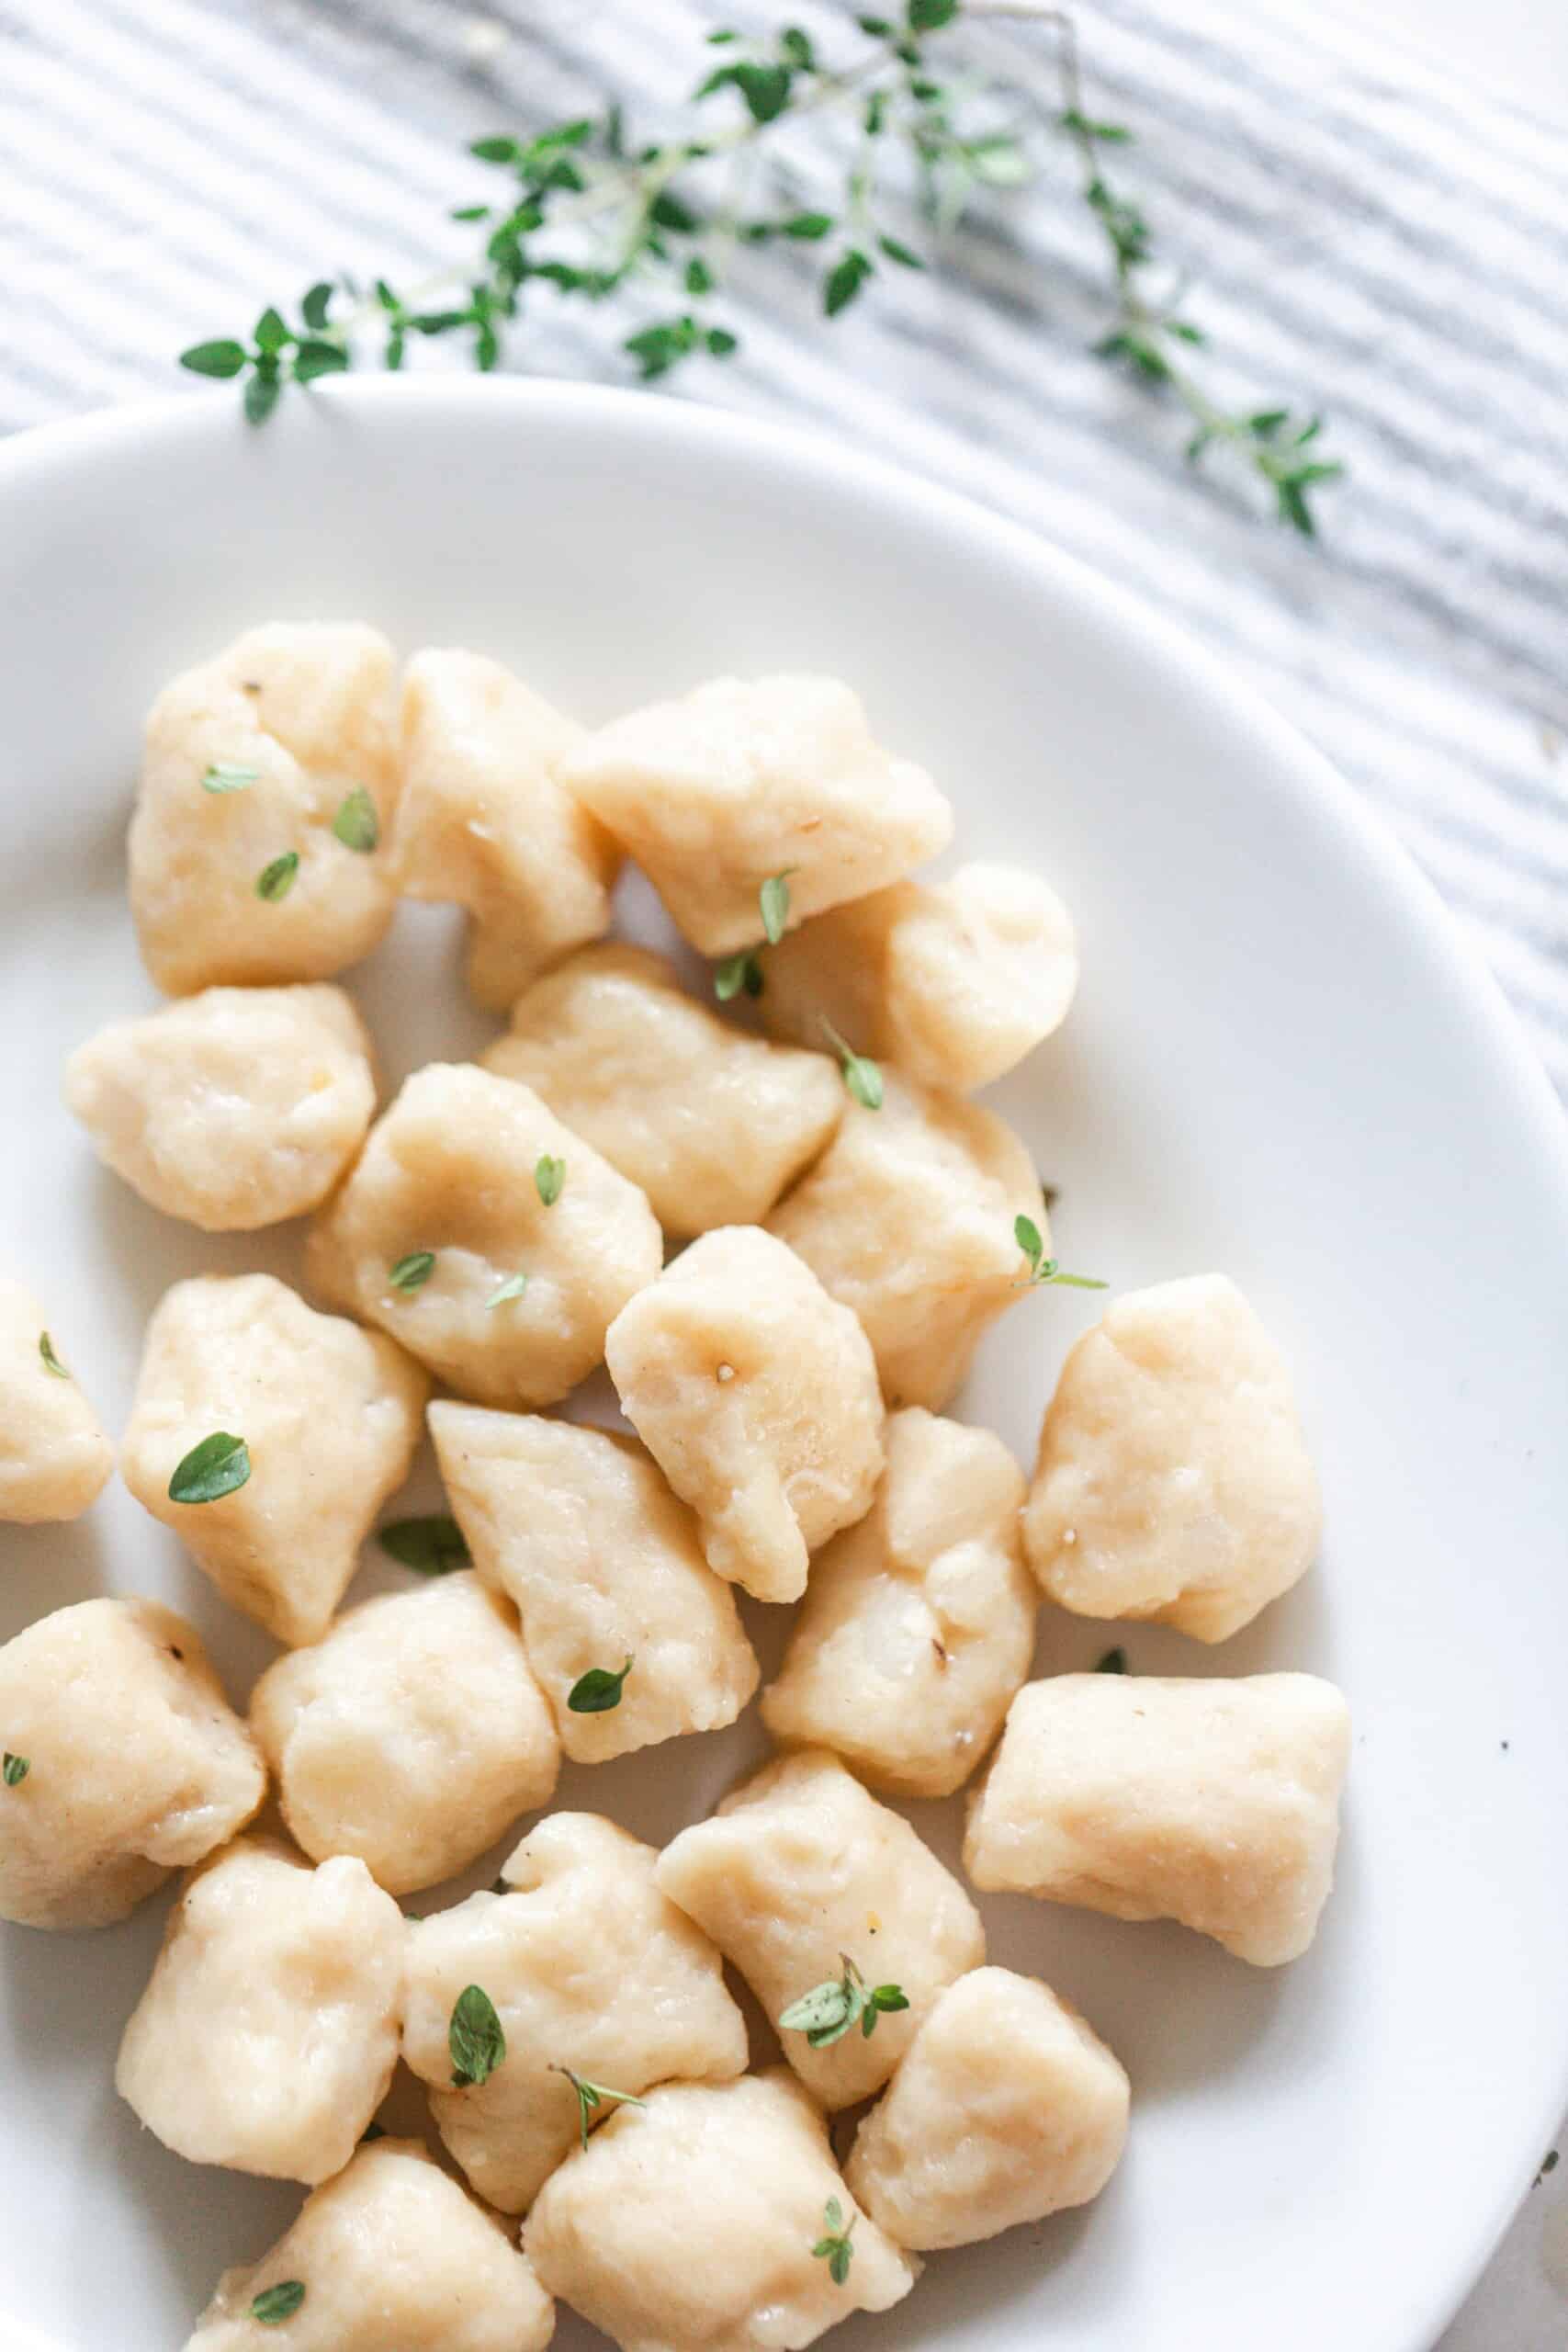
[1021,1273,1322,1643]
[481,944,843,1238]
[393,647,617,1011]
[845,1966,1129,2250]
[0,1276,113,1522]
[116,1835,404,2180]
[761,1408,1034,1798]
[964,1671,1351,1966]
[64,983,377,1232]
[605,1227,885,1604]
[0,1598,265,1930]
[657,1749,985,2109]
[306,1064,661,1409]
[184,2136,556,2352]
[119,1273,428,1647]
[430,1406,757,1764]
[249,1574,559,1894]
[129,623,400,994]
[561,674,953,956]
[401,1812,748,2213]
[766,1072,1041,1412]
[524,2070,918,2352]
[760,861,1078,1092]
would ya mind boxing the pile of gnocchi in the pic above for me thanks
[0,624,1350,2352]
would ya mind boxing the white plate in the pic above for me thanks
[1,379,1565,2352]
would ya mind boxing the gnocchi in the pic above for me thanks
[430,1404,758,1763]
[561,673,953,954]
[964,1670,1351,1965]
[766,1072,1041,1411]
[0,1276,112,1522]
[481,942,843,1237]
[306,1062,662,1408]
[249,1573,560,1894]
[524,2070,918,2352]
[64,982,377,1231]
[116,1834,404,2181]
[760,860,1078,1092]
[1021,1274,1322,1642]
[0,1598,265,1929]
[129,623,400,994]
[394,646,617,1010]
[119,1273,428,1646]
[606,1225,886,1603]
[761,1408,1035,1798]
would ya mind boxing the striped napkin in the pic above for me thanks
[2,0,1564,2336]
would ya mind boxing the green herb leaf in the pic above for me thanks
[781,27,817,69]
[202,762,259,794]
[820,1021,883,1109]
[651,188,701,234]
[714,950,762,1001]
[706,326,739,356]
[1060,107,1133,143]
[535,1155,565,1207]
[254,306,290,354]
[2,1754,29,1788]
[389,1250,436,1293]
[470,135,521,164]
[379,1515,469,1576]
[1014,1213,1106,1290]
[180,339,249,380]
[907,0,958,27]
[685,256,716,296]
[243,373,282,428]
[487,1272,529,1309]
[1096,1646,1128,1674]
[784,211,834,240]
[294,338,350,382]
[732,62,794,122]
[331,786,379,852]
[255,849,299,901]
[449,1984,506,2088]
[168,1431,251,1506]
[250,2281,306,2326]
[811,2198,857,2285]
[878,235,925,268]
[759,869,794,944]
[38,1331,69,1380]
[857,13,894,30]
[554,2064,647,2151]
[779,1954,903,2049]
[824,247,874,317]
[301,281,334,330]
[567,1656,634,1714]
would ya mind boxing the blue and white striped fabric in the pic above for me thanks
[2,0,1565,2335]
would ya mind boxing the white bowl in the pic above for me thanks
[1,379,1565,2352]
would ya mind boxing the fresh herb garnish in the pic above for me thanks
[331,786,379,852]
[250,2281,306,2325]
[201,763,259,794]
[168,1431,252,1505]
[1014,1213,1106,1291]
[820,1021,884,1111]
[449,1984,506,2087]
[255,850,299,902]
[1095,1646,1128,1673]
[2,1754,29,1788]
[567,1656,634,1714]
[779,1953,908,2048]
[389,1250,436,1293]
[38,1331,69,1379]
[759,869,795,945]
[714,951,764,1002]
[812,2197,857,2286]
[175,9,1337,530]
[553,2064,647,2151]
[487,1272,529,1309]
[535,1154,565,1206]
[379,1515,469,1575]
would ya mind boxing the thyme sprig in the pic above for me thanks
[178,2,1340,531]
